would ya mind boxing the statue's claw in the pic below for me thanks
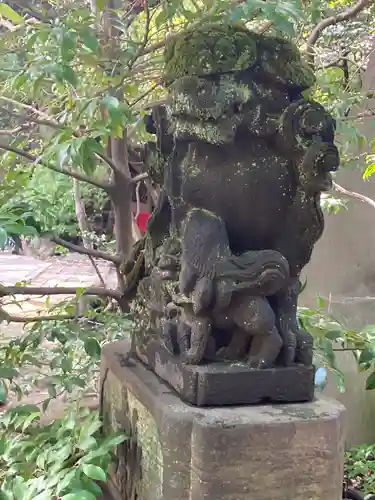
[247,357,271,370]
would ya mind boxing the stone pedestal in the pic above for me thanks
[101,340,346,500]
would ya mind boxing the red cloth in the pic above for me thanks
[134,212,151,233]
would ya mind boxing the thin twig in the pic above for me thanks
[135,181,142,221]
[0,143,107,190]
[131,172,149,184]
[130,83,161,107]
[0,126,24,135]
[341,109,375,121]
[332,181,375,210]
[51,236,121,264]
[0,96,51,120]
[0,309,75,323]
[88,255,107,287]
[306,0,372,62]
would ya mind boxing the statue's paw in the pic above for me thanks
[191,277,214,315]
[295,328,313,366]
[161,320,177,355]
[181,348,204,365]
[247,356,272,370]
[217,346,243,362]
[276,329,297,366]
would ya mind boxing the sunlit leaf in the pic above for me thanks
[84,338,101,359]
[0,367,19,379]
[366,371,375,390]
[0,227,7,248]
[82,464,107,482]
[0,3,24,24]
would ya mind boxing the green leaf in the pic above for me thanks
[0,3,24,24]
[0,227,7,248]
[84,338,101,359]
[61,32,77,62]
[95,0,108,11]
[366,371,375,390]
[359,348,375,365]
[363,162,375,179]
[61,491,96,500]
[325,330,343,341]
[101,96,120,110]
[7,404,40,415]
[317,296,325,308]
[61,65,78,86]
[81,32,99,53]
[101,434,128,449]
[0,380,7,404]
[0,367,19,379]
[82,464,107,482]
[4,223,37,236]
[78,436,97,452]
[22,412,40,432]
[155,9,168,28]
[76,287,87,298]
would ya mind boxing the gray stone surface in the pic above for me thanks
[138,339,315,406]
[101,340,346,500]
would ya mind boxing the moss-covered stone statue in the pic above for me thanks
[127,22,339,406]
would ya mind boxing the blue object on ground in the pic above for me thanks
[314,367,328,391]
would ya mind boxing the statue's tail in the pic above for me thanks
[216,249,290,297]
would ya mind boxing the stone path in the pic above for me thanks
[1,251,114,317]
[0,251,115,417]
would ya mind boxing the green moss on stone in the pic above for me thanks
[164,22,258,84]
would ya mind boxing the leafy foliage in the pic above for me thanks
[299,298,375,394]
[0,405,127,500]
[346,444,375,496]
[0,303,132,498]
[0,205,38,248]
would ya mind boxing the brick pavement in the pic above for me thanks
[1,251,115,317]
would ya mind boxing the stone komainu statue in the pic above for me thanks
[129,22,339,373]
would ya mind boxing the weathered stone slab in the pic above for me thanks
[136,338,315,406]
[101,340,346,500]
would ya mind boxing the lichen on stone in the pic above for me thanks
[169,75,251,121]
[172,114,242,144]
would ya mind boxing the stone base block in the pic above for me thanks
[137,338,315,406]
[101,340,346,500]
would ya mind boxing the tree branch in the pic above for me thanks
[51,236,121,264]
[0,143,108,190]
[332,181,375,210]
[88,255,107,287]
[0,96,51,120]
[306,0,372,62]
[341,109,375,121]
[0,307,74,323]
[0,284,122,301]
[131,172,148,184]
[0,126,24,135]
